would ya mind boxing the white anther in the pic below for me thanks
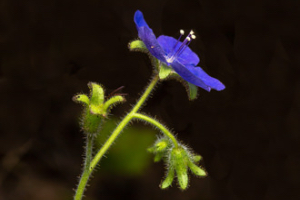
[190,30,194,35]
[186,36,191,41]
[191,35,196,39]
[180,29,185,35]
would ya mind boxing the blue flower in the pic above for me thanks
[134,10,225,91]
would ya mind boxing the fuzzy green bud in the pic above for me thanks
[170,147,189,190]
[148,138,170,162]
[155,139,169,152]
[160,168,175,189]
[88,82,105,114]
[158,144,207,190]
[73,82,125,135]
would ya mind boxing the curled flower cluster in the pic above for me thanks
[148,137,206,190]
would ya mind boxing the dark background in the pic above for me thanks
[0,0,300,199]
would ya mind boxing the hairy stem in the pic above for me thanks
[74,135,94,200]
[74,75,159,200]
[132,113,178,147]
[90,75,159,170]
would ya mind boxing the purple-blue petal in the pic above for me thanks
[171,60,211,91]
[157,35,200,66]
[185,65,226,91]
[134,10,150,29]
[137,26,167,63]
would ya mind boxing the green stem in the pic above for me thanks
[90,75,159,170]
[132,113,178,147]
[74,135,94,200]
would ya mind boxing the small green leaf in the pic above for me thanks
[187,82,198,100]
[129,40,147,51]
[159,63,173,80]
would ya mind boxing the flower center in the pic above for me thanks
[166,30,196,64]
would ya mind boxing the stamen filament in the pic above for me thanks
[166,30,196,64]
[167,30,185,59]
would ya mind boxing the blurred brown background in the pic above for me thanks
[0,0,299,199]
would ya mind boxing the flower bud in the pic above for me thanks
[170,147,189,190]
[73,82,125,135]
[156,144,207,190]
[160,168,175,189]
[148,138,170,162]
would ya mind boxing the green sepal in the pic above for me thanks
[177,166,188,190]
[188,161,207,177]
[148,146,160,161]
[147,146,155,153]
[153,152,165,162]
[148,138,170,162]
[160,168,175,189]
[166,72,199,101]
[129,40,147,51]
[129,40,162,73]
[187,82,198,100]
[159,63,173,80]
[73,94,90,105]
[89,104,103,115]
[102,95,125,116]
[89,82,105,106]
[155,139,169,152]
[82,110,103,134]
[157,143,207,190]
[192,155,202,163]
[171,147,189,190]
[148,138,169,153]
[73,82,126,135]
